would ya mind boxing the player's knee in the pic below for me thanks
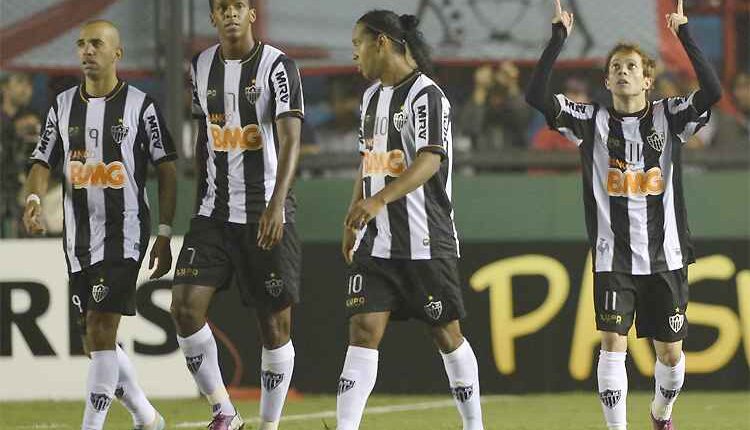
[600,331,628,352]
[656,345,683,367]
[431,322,463,353]
[85,312,118,350]
[170,299,203,332]
[349,320,382,349]
[259,312,291,348]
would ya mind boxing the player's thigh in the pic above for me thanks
[239,223,301,312]
[402,258,467,326]
[635,267,689,342]
[594,271,636,336]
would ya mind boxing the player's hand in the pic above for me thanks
[345,196,385,231]
[666,0,688,36]
[258,202,284,250]
[149,235,172,279]
[552,0,574,36]
[22,200,46,235]
[342,226,357,265]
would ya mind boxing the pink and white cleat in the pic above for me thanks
[207,413,244,430]
[650,412,675,430]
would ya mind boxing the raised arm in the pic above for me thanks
[666,0,722,113]
[525,0,574,118]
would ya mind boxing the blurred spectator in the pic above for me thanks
[312,79,359,153]
[458,61,531,152]
[531,76,591,153]
[693,72,750,154]
[1,73,35,238]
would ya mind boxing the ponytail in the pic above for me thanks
[358,10,435,76]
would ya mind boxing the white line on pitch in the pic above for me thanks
[174,395,516,428]
[15,425,70,429]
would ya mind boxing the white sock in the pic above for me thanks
[177,323,235,416]
[115,345,156,426]
[259,340,295,425]
[440,338,484,430]
[82,350,118,430]
[597,350,628,430]
[336,346,378,430]
[651,352,685,420]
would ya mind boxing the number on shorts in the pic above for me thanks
[604,290,617,311]
[186,247,197,265]
[348,274,363,294]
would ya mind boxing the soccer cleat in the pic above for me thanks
[650,412,675,430]
[208,413,245,430]
[134,411,165,430]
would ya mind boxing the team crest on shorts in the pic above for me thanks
[393,107,406,132]
[647,129,666,152]
[265,273,284,298]
[110,119,129,145]
[91,282,109,303]
[668,310,684,333]
[244,81,262,104]
[261,370,284,391]
[424,298,443,320]
[599,389,622,409]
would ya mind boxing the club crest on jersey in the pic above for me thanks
[597,238,610,255]
[265,273,284,298]
[244,82,262,104]
[110,119,129,145]
[452,385,474,403]
[261,370,285,391]
[338,378,356,395]
[668,310,685,333]
[393,106,406,132]
[599,389,621,409]
[186,354,204,374]
[90,393,112,412]
[647,129,666,152]
[424,298,443,320]
[91,282,109,303]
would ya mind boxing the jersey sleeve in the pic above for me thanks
[30,102,63,169]
[270,56,304,121]
[141,98,178,165]
[548,94,597,147]
[665,92,711,143]
[411,87,450,160]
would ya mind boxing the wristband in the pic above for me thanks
[26,194,41,205]
[157,224,172,238]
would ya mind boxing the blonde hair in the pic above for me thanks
[605,43,656,79]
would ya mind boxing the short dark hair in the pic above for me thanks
[209,0,253,11]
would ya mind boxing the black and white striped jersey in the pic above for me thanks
[354,72,459,260]
[191,42,304,224]
[31,81,177,273]
[550,92,710,274]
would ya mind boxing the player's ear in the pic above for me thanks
[643,76,654,91]
[209,11,216,28]
[604,77,611,91]
[115,46,123,62]
[248,7,256,24]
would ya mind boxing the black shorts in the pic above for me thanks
[594,267,689,342]
[174,216,301,311]
[69,258,140,332]
[345,254,466,325]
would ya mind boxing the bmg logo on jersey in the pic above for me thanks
[69,160,126,189]
[209,123,264,151]
[606,166,664,197]
[362,150,406,177]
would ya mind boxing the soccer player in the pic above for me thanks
[525,1,722,429]
[338,10,484,430]
[23,20,177,430]
[170,0,303,429]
